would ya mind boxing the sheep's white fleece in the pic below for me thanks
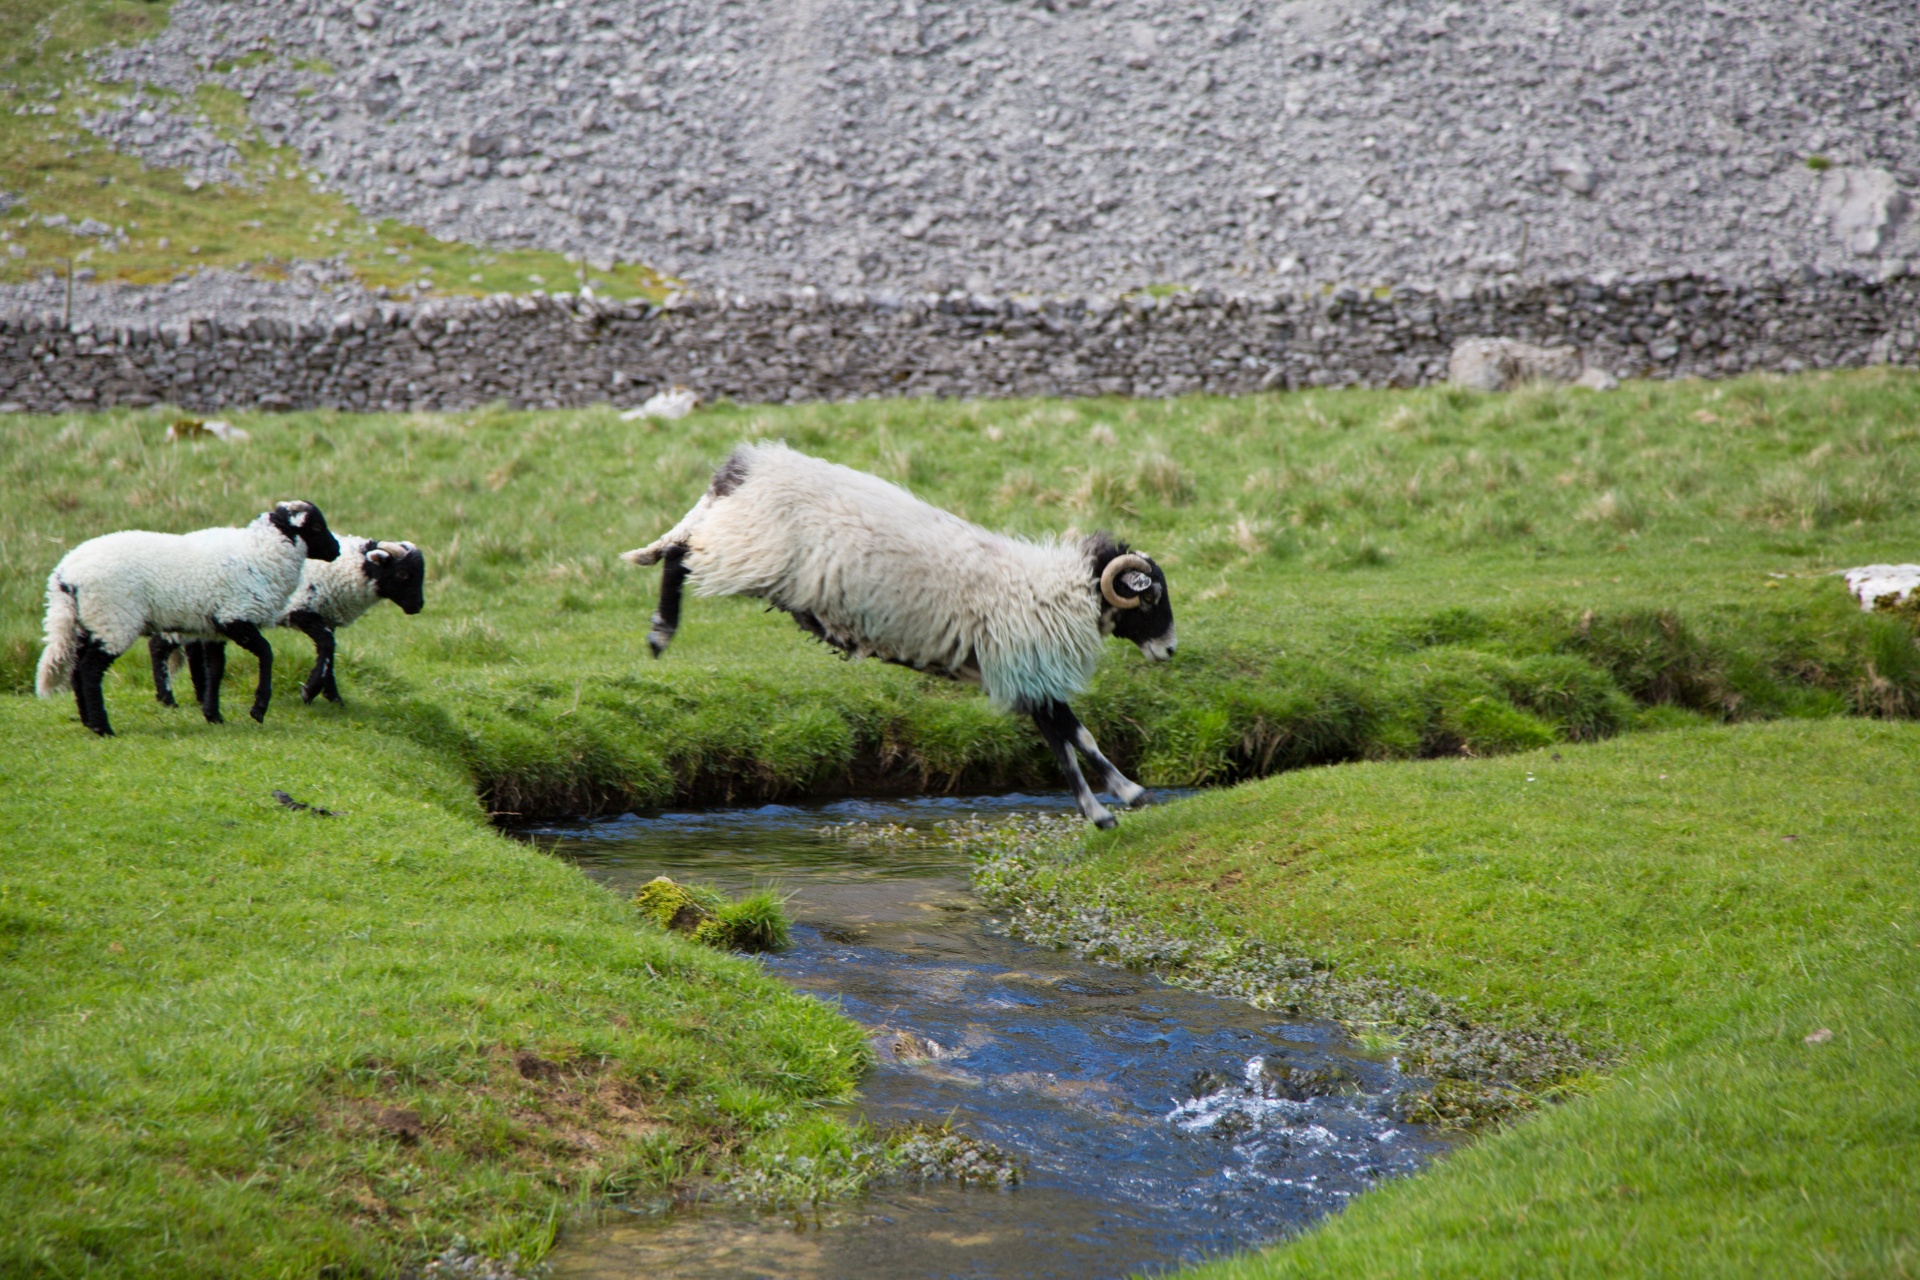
[628,442,1106,712]
[36,512,306,696]
[278,535,391,628]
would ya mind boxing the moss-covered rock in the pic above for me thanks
[635,877,790,953]
[634,875,720,934]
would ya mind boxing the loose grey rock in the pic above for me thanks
[76,0,1920,299]
[1548,154,1599,197]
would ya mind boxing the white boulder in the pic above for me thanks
[1448,338,1585,391]
[1844,564,1920,611]
[1819,168,1909,257]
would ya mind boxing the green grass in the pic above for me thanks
[0,699,868,1278]
[1,371,1916,1274]
[1025,720,1920,1279]
[0,0,669,299]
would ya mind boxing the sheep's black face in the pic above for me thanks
[273,501,342,562]
[1090,538,1177,662]
[367,543,427,615]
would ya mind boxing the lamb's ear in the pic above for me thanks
[278,502,309,528]
[367,547,393,567]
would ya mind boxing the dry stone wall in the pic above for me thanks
[2,273,1915,415]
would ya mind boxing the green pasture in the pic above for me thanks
[0,368,1916,1275]
[5,371,1917,811]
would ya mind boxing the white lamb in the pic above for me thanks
[36,501,342,735]
[151,536,426,709]
[622,442,1177,827]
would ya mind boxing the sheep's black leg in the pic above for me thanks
[1058,706,1149,808]
[195,640,227,724]
[648,543,689,658]
[148,636,179,707]
[1031,699,1116,829]
[286,611,339,704]
[73,635,117,736]
[216,621,273,723]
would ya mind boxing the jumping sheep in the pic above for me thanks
[149,536,427,709]
[36,501,341,735]
[622,442,1176,827]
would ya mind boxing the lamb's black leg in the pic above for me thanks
[73,635,118,736]
[184,640,213,710]
[648,543,689,658]
[1031,699,1116,829]
[148,636,179,707]
[1061,709,1149,808]
[195,639,227,724]
[215,620,273,723]
[286,610,339,704]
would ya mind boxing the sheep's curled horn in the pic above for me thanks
[1100,553,1156,609]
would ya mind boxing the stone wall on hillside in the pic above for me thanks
[2,273,1915,415]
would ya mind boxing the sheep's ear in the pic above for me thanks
[283,505,309,528]
[367,547,393,567]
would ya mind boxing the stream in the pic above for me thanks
[520,792,1448,1280]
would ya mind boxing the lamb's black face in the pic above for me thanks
[272,501,342,562]
[366,543,427,615]
[1090,538,1177,662]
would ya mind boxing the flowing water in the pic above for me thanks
[522,792,1449,1280]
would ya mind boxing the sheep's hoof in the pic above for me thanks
[91,724,114,738]
[647,633,672,658]
[249,704,268,724]
[1093,812,1118,830]
[155,691,177,709]
[203,711,224,725]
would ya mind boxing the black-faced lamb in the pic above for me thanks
[35,502,341,735]
[150,536,426,708]
[622,442,1176,827]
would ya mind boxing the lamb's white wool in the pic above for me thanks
[37,511,310,696]
[279,535,389,628]
[630,443,1105,712]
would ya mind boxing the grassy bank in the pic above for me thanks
[4,371,1918,814]
[995,720,1918,1278]
[0,0,666,298]
[0,697,868,1278]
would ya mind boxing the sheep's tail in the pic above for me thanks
[35,576,79,698]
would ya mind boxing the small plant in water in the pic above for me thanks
[889,1122,1022,1187]
[1353,1026,1407,1056]
[816,819,921,850]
